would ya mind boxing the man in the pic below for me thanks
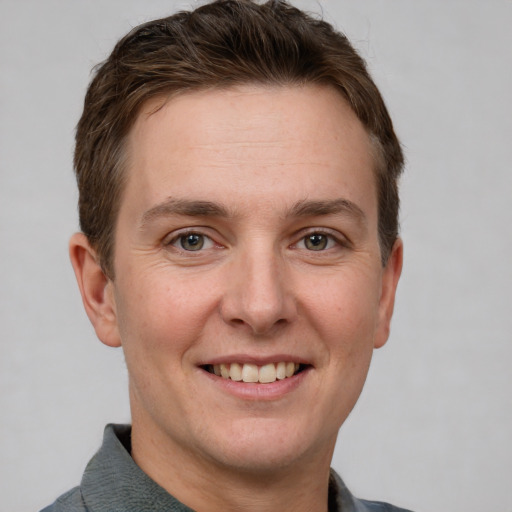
[43,1,410,511]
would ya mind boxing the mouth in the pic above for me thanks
[202,362,308,384]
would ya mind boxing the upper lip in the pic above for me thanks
[197,354,313,367]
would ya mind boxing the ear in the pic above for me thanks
[69,233,121,347]
[374,238,403,349]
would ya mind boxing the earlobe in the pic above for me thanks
[69,233,121,348]
[374,238,403,349]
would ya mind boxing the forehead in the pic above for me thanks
[131,84,372,158]
[122,84,377,223]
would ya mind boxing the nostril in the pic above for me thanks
[229,318,246,327]
[219,278,297,335]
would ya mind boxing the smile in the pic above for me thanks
[204,362,306,384]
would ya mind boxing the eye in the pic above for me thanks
[170,232,215,251]
[298,232,339,251]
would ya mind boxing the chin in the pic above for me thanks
[210,445,306,475]
[199,417,333,474]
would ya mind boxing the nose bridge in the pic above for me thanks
[221,237,295,335]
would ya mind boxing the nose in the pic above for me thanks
[220,245,297,336]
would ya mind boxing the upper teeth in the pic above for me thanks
[212,362,300,384]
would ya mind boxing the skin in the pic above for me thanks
[70,84,402,512]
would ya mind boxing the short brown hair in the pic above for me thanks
[75,0,403,278]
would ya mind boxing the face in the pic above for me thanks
[76,85,402,476]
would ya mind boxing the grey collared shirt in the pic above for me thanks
[41,424,414,512]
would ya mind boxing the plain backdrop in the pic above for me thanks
[1,1,511,511]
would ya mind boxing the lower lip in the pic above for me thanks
[200,367,311,401]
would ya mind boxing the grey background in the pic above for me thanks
[1,1,511,511]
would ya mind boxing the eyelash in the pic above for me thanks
[164,228,347,254]
[292,229,347,252]
[165,230,217,252]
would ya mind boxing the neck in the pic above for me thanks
[130,420,334,512]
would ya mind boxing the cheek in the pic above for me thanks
[302,268,381,354]
[114,270,219,362]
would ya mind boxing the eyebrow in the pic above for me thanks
[140,198,230,228]
[289,198,367,225]
[140,197,367,228]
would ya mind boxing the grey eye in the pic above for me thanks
[179,233,205,251]
[304,234,329,251]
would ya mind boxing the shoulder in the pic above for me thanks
[357,498,415,512]
[329,469,415,512]
[39,486,88,512]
